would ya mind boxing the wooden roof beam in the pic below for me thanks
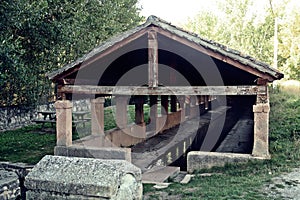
[59,85,267,96]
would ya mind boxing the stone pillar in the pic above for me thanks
[149,95,157,131]
[161,95,169,115]
[91,97,105,135]
[115,96,128,129]
[134,96,145,125]
[54,100,73,147]
[252,103,270,158]
[170,96,177,112]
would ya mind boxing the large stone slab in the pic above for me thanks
[187,151,265,173]
[25,155,142,200]
[54,145,131,162]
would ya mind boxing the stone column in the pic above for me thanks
[115,96,128,129]
[170,96,177,112]
[91,97,105,135]
[252,103,270,158]
[54,100,73,147]
[161,95,169,115]
[149,95,158,131]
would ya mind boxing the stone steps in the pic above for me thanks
[142,166,180,184]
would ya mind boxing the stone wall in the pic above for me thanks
[0,106,37,131]
[0,99,91,132]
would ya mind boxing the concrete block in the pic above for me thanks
[187,151,265,173]
[25,155,142,200]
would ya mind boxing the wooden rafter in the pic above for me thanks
[153,27,276,82]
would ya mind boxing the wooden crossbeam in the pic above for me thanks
[59,85,267,96]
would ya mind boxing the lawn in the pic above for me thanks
[0,88,299,199]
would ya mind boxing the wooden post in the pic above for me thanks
[170,96,177,112]
[149,95,158,131]
[161,95,169,115]
[252,78,270,158]
[91,97,105,135]
[178,96,186,121]
[185,96,191,117]
[199,96,205,114]
[115,96,128,129]
[54,100,73,147]
[148,30,158,88]
[208,95,212,110]
[134,96,145,125]
[205,95,209,109]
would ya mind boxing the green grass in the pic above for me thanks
[0,124,56,164]
[0,105,151,164]
[1,88,300,199]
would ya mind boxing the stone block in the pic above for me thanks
[0,169,20,200]
[25,155,142,200]
[187,151,265,173]
[54,146,131,162]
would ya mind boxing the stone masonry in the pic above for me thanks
[25,155,143,200]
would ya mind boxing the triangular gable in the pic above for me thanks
[47,15,283,82]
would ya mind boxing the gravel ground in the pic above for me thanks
[263,168,300,199]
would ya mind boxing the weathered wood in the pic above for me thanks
[148,29,158,87]
[52,29,149,81]
[60,85,267,96]
[149,95,158,131]
[170,96,177,112]
[161,95,169,115]
[134,96,144,125]
[153,27,276,82]
[256,78,268,104]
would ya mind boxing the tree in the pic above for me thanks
[185,0,300,80]
[0,0,142,107]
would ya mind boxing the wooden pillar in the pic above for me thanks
[199,96,205,114]
[178,96,185,121]
[170,96,177,112]
[208,95,212,110]
[54,100,73,147]
[148,30,158,88]
[115,96,128,129]
[161,95,169,115]
[134,96,145,125]
[149,95,158,131]
[205,95,209,109]
[91,97,105,135]
[252,78,270,158]
[185,96,191,117]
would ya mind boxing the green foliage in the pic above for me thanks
[0,0,142,106]
[185,0,300,80]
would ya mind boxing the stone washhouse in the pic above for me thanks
[47,16,283,171]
